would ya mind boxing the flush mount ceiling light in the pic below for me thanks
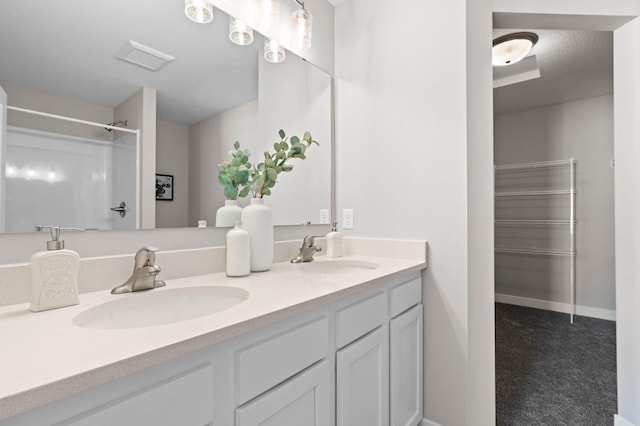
[185,0,213,24]
[492,32,538,66]
[264,38,286,63]
[229,17,254,45]
[291,0,312,50]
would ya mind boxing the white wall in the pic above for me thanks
[494,95,615,317]
[258,54,332,225]
[1,82,113,141]
[614,17,640,426]
[335,0,495,424]
[188,100,259,227]
[114,87,156,229]
[156,120,189,228]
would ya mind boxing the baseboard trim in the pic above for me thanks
[615,414,635,426]
[495,293,616,321]
[422,418,444,426]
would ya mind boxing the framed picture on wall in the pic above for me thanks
[156,174,173,201]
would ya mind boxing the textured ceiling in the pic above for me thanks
[0,0,262,125]
[493,29,613,115]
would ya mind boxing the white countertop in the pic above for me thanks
[0,254,425,420]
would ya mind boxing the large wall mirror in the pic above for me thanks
[0,0,332,233]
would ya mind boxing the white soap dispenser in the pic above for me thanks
[226,221,251,277]
[326,222,344,258]
[30,226,80,312]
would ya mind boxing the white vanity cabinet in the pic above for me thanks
[332,272,423,426]
[336,325,390,426]
[390,304,423,426]
[1,270,423,426]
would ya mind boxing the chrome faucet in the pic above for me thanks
[111,246,166,294]
[291,235,322,263]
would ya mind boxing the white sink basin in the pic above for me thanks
[73,286,250,330]
[299,260,380,274]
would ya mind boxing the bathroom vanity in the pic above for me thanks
[0,239,426,426]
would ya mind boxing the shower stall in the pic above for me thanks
[0,106,140,233]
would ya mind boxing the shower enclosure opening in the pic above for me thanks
[0,107,140,233]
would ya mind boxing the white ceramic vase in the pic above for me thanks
[216,200,243,227]
[241,198,273,272]
[226,221,250,277]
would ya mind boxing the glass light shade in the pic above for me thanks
[259,0,280,28]
[229,18,254,45]
[291,8,312,50]
[492,38,533,66]
[185,0,213,24]
[264,39,286,63]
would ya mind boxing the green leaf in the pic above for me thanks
[282,164,294,172]
[263,188,271,196]
[233,141,240,150]
[267,168,278,181]
[236,170,249,184]
[303,131,312,142]
[274,143,281,152]
[290,136,300,145]
[238,186,250,198]
[278,129,286,139]
[257,163,265,171]
[224,186,238,200]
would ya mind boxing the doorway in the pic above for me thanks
[492,15,618,425]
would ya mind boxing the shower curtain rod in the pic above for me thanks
[6,106,139,135]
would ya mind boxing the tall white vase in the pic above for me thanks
[241,198,273,272]
[216,200,243,227]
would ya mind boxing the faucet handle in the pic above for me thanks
[134,246,160,268]
[302,235,324,248]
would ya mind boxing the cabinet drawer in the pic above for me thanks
[236,361,330,426]
[235,316,328,405]
[389,276,422,318]
[335,292,387,349]
[68,363,214,426]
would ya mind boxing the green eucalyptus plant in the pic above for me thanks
[249,129,319,198]
[217,141,252,200]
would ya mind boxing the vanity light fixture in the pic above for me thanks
[259,0,280,28]
[229,17,254,45]
[185,0,214,24]
[291,0,312,50]
[492,32,538,66]
[264,38,286,63]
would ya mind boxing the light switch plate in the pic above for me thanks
[343,209,354,230]
[319,209,329,224]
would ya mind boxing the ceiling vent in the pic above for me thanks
[115,40,175,71]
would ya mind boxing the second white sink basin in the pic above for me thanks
[73,286,250,330]
[300,260,380,274]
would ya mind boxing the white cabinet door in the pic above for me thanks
[236,361,330,426]
[67,363,215,426]
[390,304,423,426]
[336,326,390,426]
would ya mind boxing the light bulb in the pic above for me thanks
[185,0,213,24]
[264,39,286,63]
[291,8,312,50]
[229,17,254,46]
[259,0,280,28]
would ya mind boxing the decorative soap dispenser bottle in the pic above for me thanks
[326,222,344,258]
[226,221,251,277]
[30,226,80,312]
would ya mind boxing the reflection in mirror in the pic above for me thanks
[0,0,332,233]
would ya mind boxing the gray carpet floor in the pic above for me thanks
[495,303,617,426]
